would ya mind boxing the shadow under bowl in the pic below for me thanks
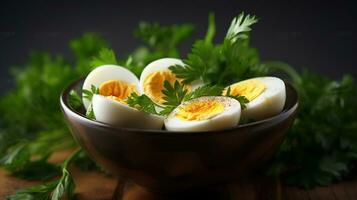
[60,79,298,193]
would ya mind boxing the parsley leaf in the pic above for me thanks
[7,149,81,200]
[82,85,99,102]
[81,85,99,120]
[169,40,218,84]
[68,90,83,110]
[85,104,96,120]
[204,12,216,45]
[226,12,258,43]
[162,80,189,106]
[90,48,118,68]
[184,85,224,101]
[224,87,250,109]
[126,93,160,115]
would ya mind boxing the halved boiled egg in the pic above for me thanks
[82,65,141,109]
[92,94,164,130]
[165,96,241,132]
[140,58,200,105]
[82,64,164,130]
[224,77,286,121]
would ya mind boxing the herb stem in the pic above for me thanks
[263,61,302,84]
[62,148,82,169]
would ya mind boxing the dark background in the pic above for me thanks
[0,0,356,93]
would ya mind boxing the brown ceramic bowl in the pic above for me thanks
[60,78,298,193]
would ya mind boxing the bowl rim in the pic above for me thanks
[60,78,299,136]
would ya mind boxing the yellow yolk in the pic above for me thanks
[99,80,137,102]
[226,79,266,101]
[143,70,190,104]
[176,100,225,121]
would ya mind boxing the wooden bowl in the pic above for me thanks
[60,78,298,196]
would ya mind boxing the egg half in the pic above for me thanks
[92,94,164,130]
[82,64,164,130]
[224,76,286,120]
[165,96,241,132]
[82,65,141,109]
[140,58,200,105]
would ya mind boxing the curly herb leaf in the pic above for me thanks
[90,48,118,68]
[82,85,99,102]
[224,87,249,110]
[68,90,83,110]
[169,40,218,84]
[184,85,224,101]
[204,12,216,45]
[7,149,81,200]
[162,80,189,106]
[85,104,96,120]
[126,93,160,115]
[226,12,258,43]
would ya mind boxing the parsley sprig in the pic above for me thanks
[80,84,99,119]
[224,87,250,109]
[8,149,81,200]
[226,12,258,42]
[169,12,264,86]
[126,93,162,115]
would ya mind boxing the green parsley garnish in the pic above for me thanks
[224,87,250,110]
[7,149,81,200]
[82,84,99,102]
[68,90,82,110]
[89,48,118,68]
[184,85,224,101]
[169,12,264,86]
[225,12,258,42]
[126,93,161,115]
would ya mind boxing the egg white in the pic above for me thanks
[139,58,184,85]
[92,94,164,130]
[139,58,203,103]
[228,77,286,121]
[164,96,241,132]
[82,65,141,109]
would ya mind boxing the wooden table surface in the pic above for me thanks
[1,151,357,200]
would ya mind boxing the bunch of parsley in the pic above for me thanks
[267,63,357,188]
[170,13,268,86]
[0,11,356,200]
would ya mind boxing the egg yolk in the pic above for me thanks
[176,100,225,121]
[143,70,190,104]
[226,79,266,101]
[99,80,137,102]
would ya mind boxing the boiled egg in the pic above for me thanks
[92,94,164,130]
[224,77,286,121]
[82,65,141,109]
[165,96,241,132]
[139,58,200,105]
[82,64,164,130]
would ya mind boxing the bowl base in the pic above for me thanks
[112,176,281,200]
